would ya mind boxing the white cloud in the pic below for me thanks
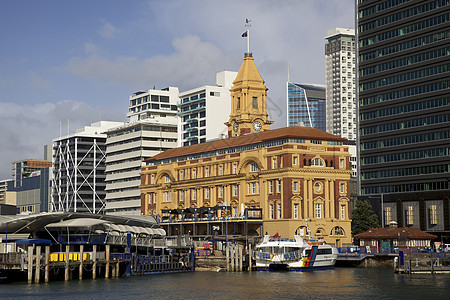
[29,71,52,89]
[97,20,121,39]
[0,101,123,180]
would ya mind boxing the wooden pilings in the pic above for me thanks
[45,246,50,283]
[79,245,84,280]
[35,246,41,283]
[92,245,97,279]
[105,245,110,279]
[226,244,243,272]
[27,245,33,284]
[65,245,70,281]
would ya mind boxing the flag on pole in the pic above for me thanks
[242,31,248,37]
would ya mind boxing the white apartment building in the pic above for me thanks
[52,121,123,214]
[178,71,237,147]
[325,28,356,141]
[104,87,178,215]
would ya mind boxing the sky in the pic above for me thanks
[0,0,354,180]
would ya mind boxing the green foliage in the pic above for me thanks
[351,199,380,235]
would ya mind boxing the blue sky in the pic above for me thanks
[0,0,354,179]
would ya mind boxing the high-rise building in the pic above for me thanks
[52,121,123,214]
[357,1,450,235]
[179,71,237,145]
[287,83,326,131]
[325,28,356,141]
[104,88,178,215]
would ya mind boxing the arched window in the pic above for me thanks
[330,226,344,236]
[311,158,324,167]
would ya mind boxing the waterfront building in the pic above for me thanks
[140,53,353,246]
[354,221,437,253]
[52,121,123,214]
[104,88,178,215]
[178,71,237,146]
[325,28,356,141]
[0,180,15,206]
[357,1,450,237]
[287,82,326,131]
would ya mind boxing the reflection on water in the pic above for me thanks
[2,268,450,299]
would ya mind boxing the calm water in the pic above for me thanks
[1,268,450,299]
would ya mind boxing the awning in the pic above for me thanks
[0,233,30,241]
[45,218,110,230]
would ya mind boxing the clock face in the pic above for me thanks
[233,122,239,132]
[253,121,262,131]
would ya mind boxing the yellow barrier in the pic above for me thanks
[50,252,90,262]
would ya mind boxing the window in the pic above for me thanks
[237,97,240,109]
[315,203,322,219]
[340,159,344,168]
[312,158,324,166]
[151,175,155,184]
[294,204,298,219]
[273,157,277,169]
[233,184,238,196]
[192,169,196,179]
[269,181,274,194]
[192,189,197,201]
[384,206,391,226]
[340,183,345,193]
[180,171,184,180]
[252,96,258,108]
[293,156,298,165]
[219,186,223,198]
[250,162,258,172]
[277,203,282,219]
[430,205,437,225]
[205,188,210,199]
[293,181,298,192]
[270,204,274,219]
[233,164,237,174]
[251,182,256,194]
[205,167,210,177]
[277,180,281,193]
[219,165,223,176]
[314,182,322,192]
[406,206,414,225]
[164,191,170,202]
[165,175,170,183]
[180,190,184,202]
[340,205,345,220]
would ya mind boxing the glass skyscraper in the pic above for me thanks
[357,0,450,234]
[287,82,326,131]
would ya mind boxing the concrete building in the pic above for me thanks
[140,53,353,246]
[287,82,326,131]
[0,180,15,206]
[52,121,123,214]
[178,71,237,146]
[357,0,450,238]
[105,87,178,215]
[325,28,356,141]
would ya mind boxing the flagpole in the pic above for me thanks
[247,28,250,54]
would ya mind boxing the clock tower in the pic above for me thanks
[225,53,273,137]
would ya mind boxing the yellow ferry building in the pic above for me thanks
[140,53,353,247]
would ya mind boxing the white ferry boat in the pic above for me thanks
[255,235,338,271]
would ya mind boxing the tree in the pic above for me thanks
[351,199,379,235]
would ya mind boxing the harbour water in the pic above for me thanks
[1,268,450,299]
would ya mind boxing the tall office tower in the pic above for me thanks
[52,121,123,214]
[178,71,237,146]
[105,88,178,215]
[357,1,450,234]
[287,82,326,131]
[325,28,356,141]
